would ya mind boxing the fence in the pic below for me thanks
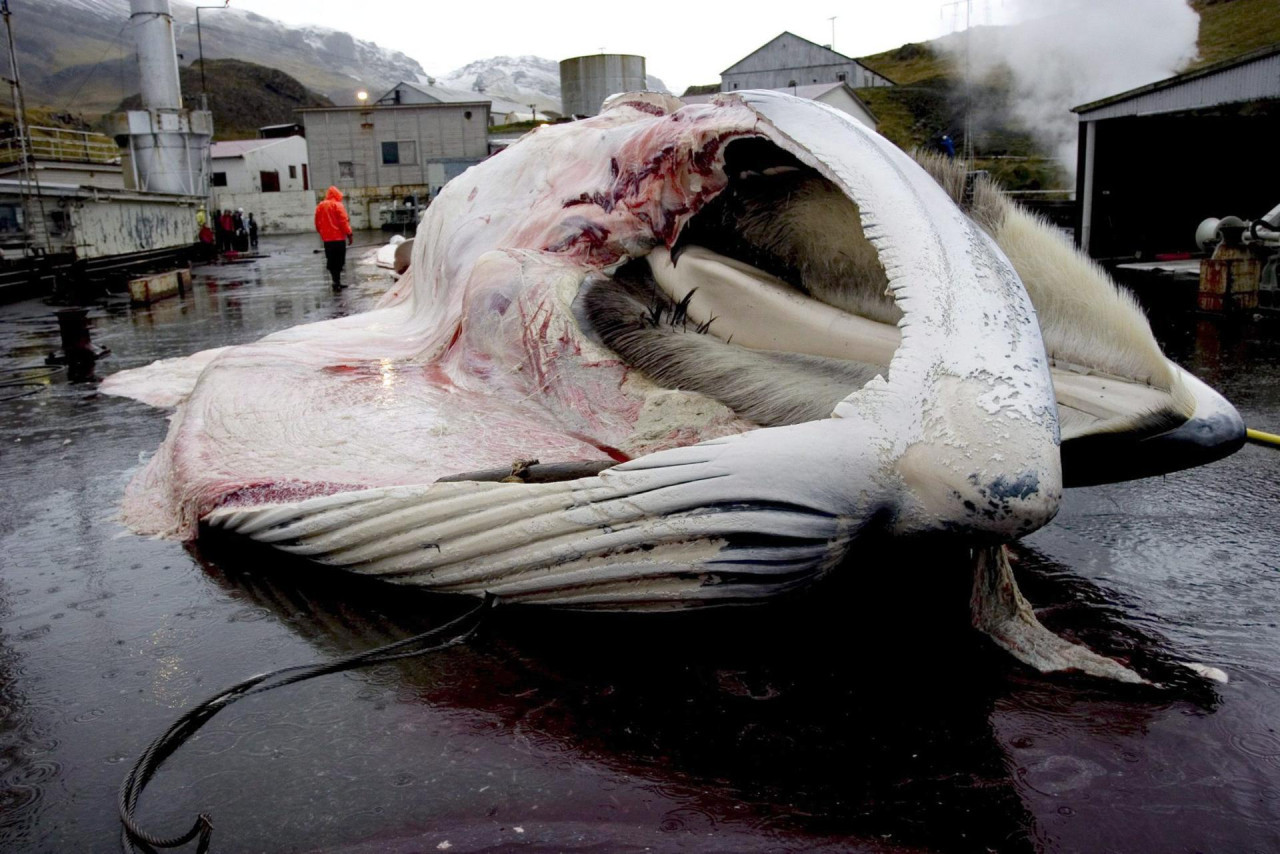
[0,126,120,166]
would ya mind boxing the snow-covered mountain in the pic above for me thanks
[436,55,671,115]
[436,56,564,114]
[28,3,669,119]
[25,0,427,111]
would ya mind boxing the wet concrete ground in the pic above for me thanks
[1,234,1278,852]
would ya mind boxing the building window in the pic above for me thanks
[0,203,23,233]
[464,110,472,120]
[48,210,69,236]
[837,72,846,82]
[288,164,297,179]
[381,141,416,165]
[338,161,354,179]
[260,170,280,192]
[211,172,227,187]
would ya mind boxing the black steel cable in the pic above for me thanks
[0,365,64,387]
[119,593,498,852]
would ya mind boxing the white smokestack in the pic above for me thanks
[131,0,184,111]
[946,0,1200,178]
[110,0,213,196]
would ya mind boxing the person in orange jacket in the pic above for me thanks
[315,186,354,287]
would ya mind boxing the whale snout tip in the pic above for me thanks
[966,469,1062,537]
[895,442,1062,539]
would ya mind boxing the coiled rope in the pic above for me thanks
[119,593,498,853]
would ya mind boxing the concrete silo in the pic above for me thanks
[559,54,647,117]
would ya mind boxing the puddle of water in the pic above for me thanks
[0,235,1278,852]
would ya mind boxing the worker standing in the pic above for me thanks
[314,186,354,287]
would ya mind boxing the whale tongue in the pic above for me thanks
[647,246,899,370]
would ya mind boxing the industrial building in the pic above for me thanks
[1,0,206,299]
[683,81,878,131]
[210,135,312,234]
[720,32,894,93]
[297,93,490,230]
[377,81,559,125]
[560,54,648,117]
[1074,43,1280,261]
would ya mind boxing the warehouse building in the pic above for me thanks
[297,94,490,230]
[1074,43,1280,260]
[720,32,894,93]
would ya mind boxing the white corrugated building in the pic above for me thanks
[720,32,894,93]
[210,136,309,194]
[683,81,878,131]
[210,136,313,233]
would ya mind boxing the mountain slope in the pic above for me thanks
[115,59,333,141]
[20,0,425,114]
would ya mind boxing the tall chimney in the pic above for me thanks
[132,0,183,110]
[108,0,213,197]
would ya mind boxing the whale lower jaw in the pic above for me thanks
[203,464,852,610]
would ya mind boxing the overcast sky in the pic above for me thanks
[228,0,1002,94]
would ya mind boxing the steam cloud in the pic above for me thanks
[945,0,1200,178]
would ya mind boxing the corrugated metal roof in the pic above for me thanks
[210,138,286,159]
[720,31,893,83]
[378,81,489,105]
[1073,42,1280,120]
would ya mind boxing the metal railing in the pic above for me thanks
[0,126,120,166]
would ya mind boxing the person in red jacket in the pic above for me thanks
[314,186,354,287]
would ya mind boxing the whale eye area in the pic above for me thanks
[579,137,901,428]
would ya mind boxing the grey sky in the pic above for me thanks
[230,0,989,94]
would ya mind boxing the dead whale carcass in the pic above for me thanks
[102,92,1237,681]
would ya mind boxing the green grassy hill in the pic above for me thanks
[115,59,332,141]
[1192,0,1280,65]
[854,0,1280,191]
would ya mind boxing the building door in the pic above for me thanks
[260,170,281,192]
[302,163,309,191]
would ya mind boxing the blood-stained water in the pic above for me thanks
[0,236,1277,852]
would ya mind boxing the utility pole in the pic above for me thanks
[941,0,976,167]
[1,0,49,254]
[195,2,229,102]
[529,104,537,123]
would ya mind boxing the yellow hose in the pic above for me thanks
[1246,428,1280,447]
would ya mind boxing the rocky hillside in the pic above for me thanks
[20,0,425,114]
[115,59,332,141]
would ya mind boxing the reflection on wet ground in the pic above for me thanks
[1,234,1278,852]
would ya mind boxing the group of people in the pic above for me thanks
[197,186,356,288]
[208,208,258,253]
